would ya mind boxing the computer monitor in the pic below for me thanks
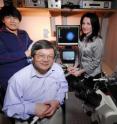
[61,49,76,64]
[56,25,80,45]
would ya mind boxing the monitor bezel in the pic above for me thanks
[56,25,80,46]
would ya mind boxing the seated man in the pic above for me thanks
[2,40,68,124]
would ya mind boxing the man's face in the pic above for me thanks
[33,48,55,74]
[2,16,20,32]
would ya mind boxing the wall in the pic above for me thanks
[19,11,81,42]
[19,10,51,42]
[103,13,117,71]
[19,10,117,72]
[0,0,4,8]
[19,12,107,41]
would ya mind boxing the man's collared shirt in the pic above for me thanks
[3,63,68,120]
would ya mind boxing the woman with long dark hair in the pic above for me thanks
[67,12,103,89]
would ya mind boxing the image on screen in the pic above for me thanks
[63,51,75,60]
[56,25,80,45]
[61,50,76,63]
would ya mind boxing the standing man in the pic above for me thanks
[0,6,32,103]
[3,40,68,124]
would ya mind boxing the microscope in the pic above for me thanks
[74,67,117,124]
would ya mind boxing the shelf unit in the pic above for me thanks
[18,7,117,17]
[49,8,117,17]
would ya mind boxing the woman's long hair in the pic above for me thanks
[80,12,101,42]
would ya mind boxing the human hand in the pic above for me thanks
[67,66,81,77]
[43,100,60,117]
[35,103,50,118]
[67,66,75,72]
[25,50,31,57]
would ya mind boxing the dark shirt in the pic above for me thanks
[0,28,32,90]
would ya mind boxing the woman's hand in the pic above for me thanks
[67,66,85,77]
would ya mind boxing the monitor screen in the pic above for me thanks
[61,50,76,63]
[56,25,80,45]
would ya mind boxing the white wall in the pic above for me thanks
[19,11,51,42]
[19,10,108,47]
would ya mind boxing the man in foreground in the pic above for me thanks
[3,40,68,124]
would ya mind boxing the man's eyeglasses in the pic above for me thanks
[35,54,54,61]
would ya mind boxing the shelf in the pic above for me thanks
[18,7,48,12]
[18,7,49,16]
[49,8,117,17]
[18,7,117,17]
